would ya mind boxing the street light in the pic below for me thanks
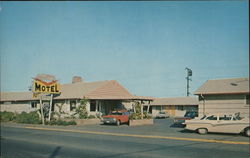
[185,67,192,96]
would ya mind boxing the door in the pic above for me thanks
[204,114,218,132]
[213,114,241,133]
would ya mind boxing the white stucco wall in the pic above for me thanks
[0,103,36,113]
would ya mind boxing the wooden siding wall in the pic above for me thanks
[198,94,249,117]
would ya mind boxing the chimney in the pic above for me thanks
[72,76,82,83]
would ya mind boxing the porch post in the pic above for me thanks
[98,101,102,116]
[133,102,136,113]
[98,101,100,112]
[147,105,150,114]
[141,100,143,119]
[40,96,45,125]
[48,94,53,122]
[95,100,98,112]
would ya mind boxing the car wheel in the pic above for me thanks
[244,128,250,137]
[197,128,208,135]
[116,120,121,126]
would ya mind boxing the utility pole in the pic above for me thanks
[185,67,192,96]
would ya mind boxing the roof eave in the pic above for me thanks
[194,92,250,95]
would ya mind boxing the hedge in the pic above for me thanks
[0,111,76,126]
[0,111,15,122]
[48,120,77,126]
[15,111,41,124]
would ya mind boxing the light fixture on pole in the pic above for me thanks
[185,67,192,96]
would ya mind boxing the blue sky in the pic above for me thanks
[0,1,249,97]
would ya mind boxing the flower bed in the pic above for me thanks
[129,119,153,126]
[63,118,101,125]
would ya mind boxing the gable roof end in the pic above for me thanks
[194,78,250,95]
[85,80,134,99]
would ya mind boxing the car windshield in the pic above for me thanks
[111,112,122,115]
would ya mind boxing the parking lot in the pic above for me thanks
[75,118,246,138]
[4,118,248,143]
[2,118,250,158]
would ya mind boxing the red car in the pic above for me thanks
[101,110,130,126]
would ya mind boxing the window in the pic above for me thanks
[199,95,205,101]
[111,112,122,115]
[70,100,76,111]
[3,102,12,105]
[31,102,37,108]
[219,115,231,120]
[246,95,250,105]
[177,106,184,111]
[206,115,217,120]
[13,101,27,104]
[123,112,130,115]
[90,101,96,112]
[155,106,161,110]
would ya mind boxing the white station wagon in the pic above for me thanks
[184,113,250,137]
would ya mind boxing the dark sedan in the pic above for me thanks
[173,111,198,126]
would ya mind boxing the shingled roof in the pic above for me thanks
[0,80,138,101]
[75,80,133,100]
[0,92,35,101]
[194,78,249,95]
[150,97,198,106]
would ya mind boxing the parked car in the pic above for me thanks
[184,113,250,137]
[155,111,169,119]
[173,111,197,125]
[101,110,130,126]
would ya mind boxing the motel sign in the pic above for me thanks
[31,74,61,124]
[33,79,60,94]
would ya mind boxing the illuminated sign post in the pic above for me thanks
[32,74,61,124]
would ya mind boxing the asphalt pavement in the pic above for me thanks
[1,119,250,158]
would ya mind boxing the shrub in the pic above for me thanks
[15,111,41,124]
[0,111,15,122]
[130,101,144,120]
[67,120,77,125]
[75,98,88,119]
[129,101,152,120]
[48,119,76,126]
[129,113,141,120]
[53,103,66,119]
[129,113,152,120]
[88,115,96,119]
[143,112,152,119]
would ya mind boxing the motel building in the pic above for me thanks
[194,78,250,117]
[147,97,199,117]
[146,77,249,118]
[0,77,153,118]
